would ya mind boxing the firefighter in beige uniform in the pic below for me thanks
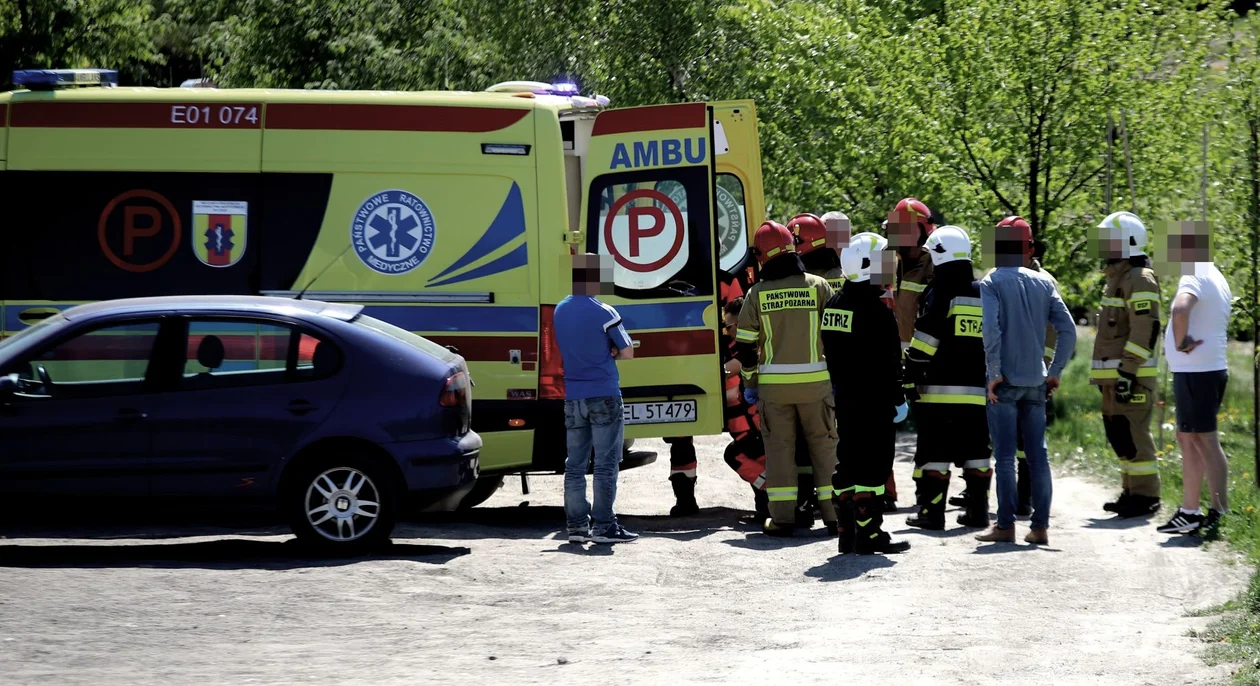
[1091,211,1163,518]
[735,221,838,537]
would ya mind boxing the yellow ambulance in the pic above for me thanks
[0,69,767,507]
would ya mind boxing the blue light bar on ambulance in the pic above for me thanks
[13,69,118,89]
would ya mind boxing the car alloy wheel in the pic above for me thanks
[304,467,382,542]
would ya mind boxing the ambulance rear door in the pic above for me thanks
[711,100,766,288]
[578,103,724,439]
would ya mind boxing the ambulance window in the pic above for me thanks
[585,167,714,300]
[715,173,749,274]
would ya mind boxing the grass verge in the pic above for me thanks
[1048,329,1258,683]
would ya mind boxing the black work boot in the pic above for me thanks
[669,474,699,517]
[753,487,769,521]
[907,474,948,530]
[836,500,856,554]
[795,472,818,528]
[1103,490,1133,514]
[1016,457,1032,516]
[948,490,968,507]
[762,519,794,537]
[1113,494,1161,518]
[956,473,991,528]
[854,500,911,555]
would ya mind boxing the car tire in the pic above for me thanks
[456,475,505,510]
[285,453,397,551]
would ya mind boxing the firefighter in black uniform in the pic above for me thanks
[904,226,993,531]
[822,232,911,555]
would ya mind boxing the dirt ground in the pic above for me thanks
[0,434,1250,685]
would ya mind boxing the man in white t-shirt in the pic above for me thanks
[1156,259,1232,538]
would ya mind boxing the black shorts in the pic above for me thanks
[1173,370,1229,433]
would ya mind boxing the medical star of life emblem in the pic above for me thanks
[192,200,248,268]
[351,189,437,275]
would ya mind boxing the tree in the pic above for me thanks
[0,0,161,89]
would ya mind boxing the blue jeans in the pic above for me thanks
[987,384,1052,530]
[564,396,624,533]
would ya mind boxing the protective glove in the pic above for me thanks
[1115,371,1136,404]
[893,402,909,424]
[743,387,759,405]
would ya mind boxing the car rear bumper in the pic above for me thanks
[387,431,481,509]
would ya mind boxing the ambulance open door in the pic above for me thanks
[577,103,724,439]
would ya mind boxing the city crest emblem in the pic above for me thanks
[193,201,248,268]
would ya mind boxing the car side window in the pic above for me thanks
[180,319,339,390]
[10,320,161,399]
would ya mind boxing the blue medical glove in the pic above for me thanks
[743,387,759,405]
[893,401,909,424]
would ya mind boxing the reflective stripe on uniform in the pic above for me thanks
[752,474,767,490]
[816,486,834,501]
[1101,296,1126,307]
[900,340,911,351]
[767,486,798,502]
[760,361,828,375]
[854,484,886,496]
[1090,358,1158,379]
[1044,347,1055,359]
[1123,461,1159,476]
[947,296,983,318]
[1128,291,1159,304]
[761,315,775,361]
[835,485,856,494]
[910,330,940,356]
[901,281,927,293]
[809,310,820,363]
[920,462,951,473]
[918,385,987,406]
[962,459,991,471]
[736,328,758,343]
[759,370,831,385]
[1124,341,1153,360]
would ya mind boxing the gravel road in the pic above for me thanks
[0,434,1248,685]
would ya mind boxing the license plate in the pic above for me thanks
[623,400,697,425]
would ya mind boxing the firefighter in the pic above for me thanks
[785,212,846,526]
[889,198,938,353]
[734,221,838,537]
[886,198,938,512]
[720,296,769,520]
[823,232,912,554]
[953,227,1065,516]
[904,226,992,530]
[1092,211,1163,518]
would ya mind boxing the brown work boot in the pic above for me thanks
[1024,528,1049,545]
[975,525,1015,543]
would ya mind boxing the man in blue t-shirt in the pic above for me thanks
[555,253,638,544]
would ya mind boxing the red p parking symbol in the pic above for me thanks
[97,190,182,273]
[604,189,685,274]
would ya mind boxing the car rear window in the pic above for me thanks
[353,316,455,362]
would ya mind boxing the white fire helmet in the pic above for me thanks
[840,232,888,282]
[924,225,972,266]
[1097,211,1147,258]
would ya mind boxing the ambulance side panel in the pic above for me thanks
[263,96,541,472]
[1,97,7,341]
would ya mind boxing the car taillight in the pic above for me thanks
[440,367,472,435]
[538,304,566,400]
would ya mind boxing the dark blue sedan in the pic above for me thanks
[0,296,480,549]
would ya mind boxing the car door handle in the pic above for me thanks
[286,400,318,416]
[115,408,148,422]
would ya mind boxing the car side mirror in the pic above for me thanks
[0,373,18,398]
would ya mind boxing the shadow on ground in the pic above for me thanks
[1084,515,1157,530]
[804,554,897,581]
[0,538,469,570]
[404,505,748,542]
